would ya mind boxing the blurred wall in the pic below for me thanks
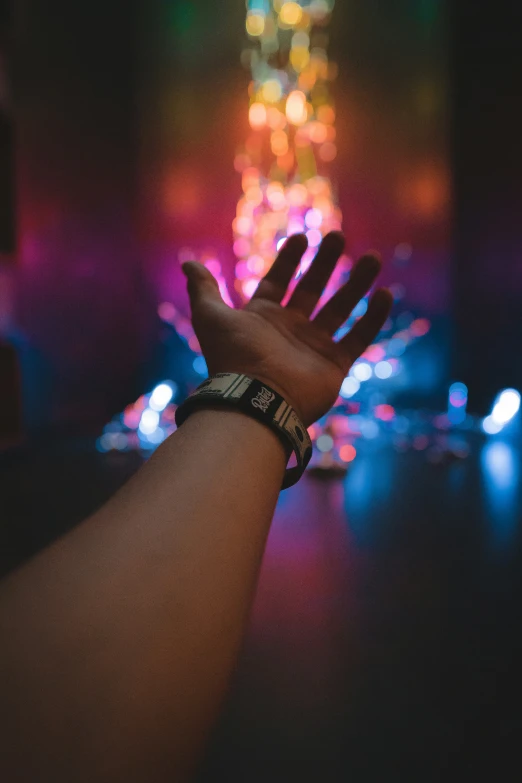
[14,0,155,433]
[453,1,522,411]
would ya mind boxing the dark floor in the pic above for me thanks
[1,437,522,781]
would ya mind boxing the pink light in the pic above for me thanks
[189,335,201,352]
[306,229,323,247]
[363,345,386,363]
[288,219,305,235]
[296,248,316,277]
[247,255,267,274]
[218,279,234,308]
[233,238,250,258]
[410,318,431,337]
[242,278,259,298]
[340,444,356,463]
[123,407,141,430]
[158,302,176,324]
[375,404,395,422]
[204,259,222,276]
[305,208,323,229]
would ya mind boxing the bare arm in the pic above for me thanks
[0,233,391,781]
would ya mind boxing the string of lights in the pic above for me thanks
[98,1,520,469]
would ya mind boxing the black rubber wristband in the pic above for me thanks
[175,373,313,489]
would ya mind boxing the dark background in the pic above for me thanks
[1,1,522,781]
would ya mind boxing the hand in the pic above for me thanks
[182,232,393,427]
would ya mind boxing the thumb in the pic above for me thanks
[182,261,224,312]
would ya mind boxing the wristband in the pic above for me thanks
[175,373,313,489]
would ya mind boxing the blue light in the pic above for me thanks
[375,361,393,379]
[481,441,520,548]
[317,434,334,452]
[491,388,520,426]
[352,300,368,318]
[360,419,379,439]
[482,415,503,435]
[193,356,208,376]
[352,362,372,382]
[388,338,406,357]
[149,382,175,412]
[139,408,160,435]
[340,377,360,398]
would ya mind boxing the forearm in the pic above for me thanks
[0,409,286,781]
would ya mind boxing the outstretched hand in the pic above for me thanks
[182,232,392,427]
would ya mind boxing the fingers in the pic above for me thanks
[182,261,225,315]
[337,288,393,368]
[251,234,308,303]
[313,252,382,335]
[286,231,345,317]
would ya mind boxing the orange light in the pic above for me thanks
[249,102,267,129]
[286,90,308,125]
[234,153,251,172]
[267,107,287,130]
[317,105,335,125]
[241,167,259,191]
[277,149,295,172]
[287,183,308,207]
[340,445,356,463]
[271,129,289,156]
[245,186,263,206]
[319,142,337,161]
[313,195,333,216]
[309,121,328,144]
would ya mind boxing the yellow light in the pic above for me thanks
[286,90,308,125]
[290,46,310,72]
[246,12,265,37]
[279,2,303,27]
[249,102,267,129]
[261,79,283,103]
[271,130,289,157]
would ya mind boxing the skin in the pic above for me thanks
[0,233,392,781]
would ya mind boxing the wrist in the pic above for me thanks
[175,373,313,489]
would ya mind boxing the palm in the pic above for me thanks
[186,233,392,427]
